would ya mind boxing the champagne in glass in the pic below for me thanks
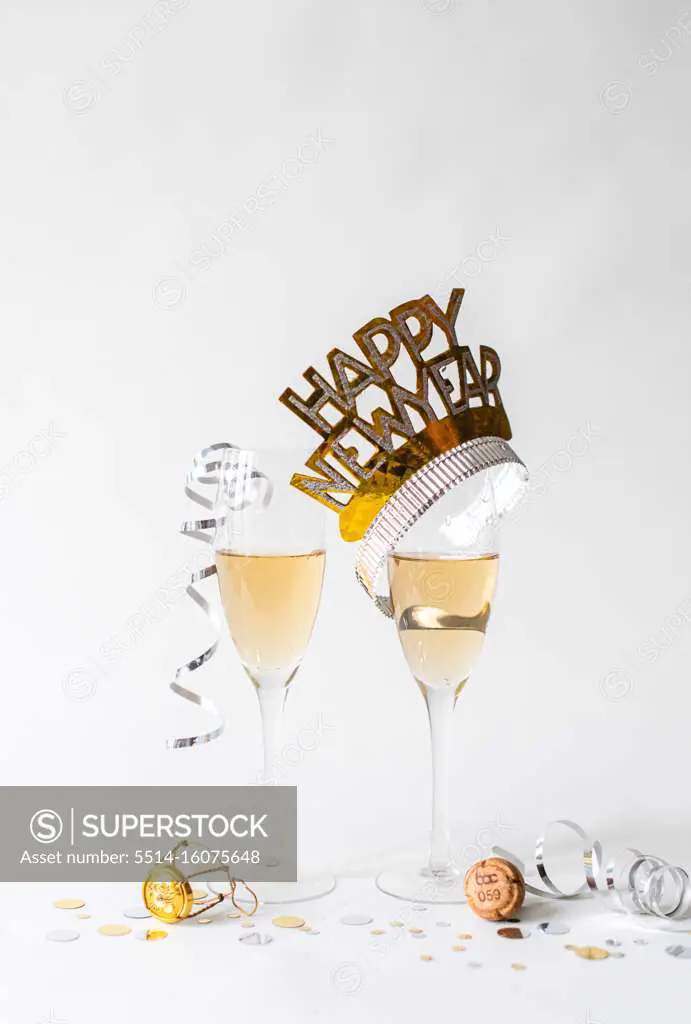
[216,551,326,689]
[390,553,499,697]
[214,447,333,903]
[377,472,501,904]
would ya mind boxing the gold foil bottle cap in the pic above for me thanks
[143,866,194,924]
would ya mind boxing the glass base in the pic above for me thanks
[252,875,337,905]
[376,862,467,904]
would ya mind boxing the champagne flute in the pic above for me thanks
[376,471,501,903]
[214,446,335,903]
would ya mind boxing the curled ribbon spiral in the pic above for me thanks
[494,819,691,921]
[167,443,270,750]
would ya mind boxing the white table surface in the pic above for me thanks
[2,875,689,1024]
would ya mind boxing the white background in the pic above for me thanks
[2,0,691,1020]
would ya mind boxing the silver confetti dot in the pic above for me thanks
[47,930,80,943]
[633,938,648,946]
[605,939,622,947]
[411,932,427,939]
[436,921,451,927]
[537,921,570,936]
[123,907,153,920]
[666,945,691,959]
[608,951,626,959]
[239,932,273,946]
[467,961,483,968]
[340,914,373,926]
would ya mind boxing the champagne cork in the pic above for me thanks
[464,857,525,921]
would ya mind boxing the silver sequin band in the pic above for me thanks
[355,436,528,616]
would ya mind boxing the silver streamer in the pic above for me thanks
[167,442,271,749]
[494,819,691,922]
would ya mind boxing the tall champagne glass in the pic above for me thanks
[214,446,334,903]
[376,470,501,903]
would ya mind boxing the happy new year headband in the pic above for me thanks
[280,288,528,613]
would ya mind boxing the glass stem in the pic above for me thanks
[256,678,286,783]
[423,684,456,874]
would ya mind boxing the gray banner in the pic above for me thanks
[1,786,297,881]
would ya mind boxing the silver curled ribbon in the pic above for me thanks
[493,819,691,921]
[167,442,271,750]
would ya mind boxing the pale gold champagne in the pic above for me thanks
[389,553,499,694]
[215,550,325,686]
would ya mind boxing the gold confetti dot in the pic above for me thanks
[226,911,242,920]
[240,921,255,929]
[574,946,609,961]
[144,930,168,941]
[76,914,91,920]
[197,917,213,925]
[272,915,307,929]
[390,920,404,927]
[420,954,433,962]
[452,945,466,952]
[191,889,207,902]
[564,944,577,951]
[511,963,527,970]
[457,932,473,939]
[54,898,85,910]
[98,924,131,937]
[409,927,424,934]
[370,929,385,936]
[497,927,529,939]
